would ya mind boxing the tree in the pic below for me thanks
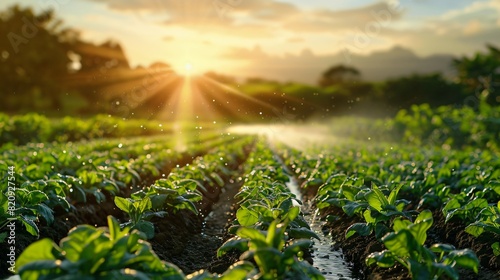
[453,44,500,105]
[0,5,76,112]
[381,73,464,109]
[318,64,361,87]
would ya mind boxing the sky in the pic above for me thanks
[2,0,500,79]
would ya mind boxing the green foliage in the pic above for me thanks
[453,44,500,105]
[16,216,185,279]
[114,196,156,239]
[0,113,169,146]
[465,201,500,255]
[219,220,323,280]
[442,194,488,223]
[0,5,71,112]
[366,210,479,280]
[382,74,464,108]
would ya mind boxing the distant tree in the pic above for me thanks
[318,64,361,87]
[382,73,464,109]
[0,5,73,111]
[68,40,133,106]
[453,44,500,105]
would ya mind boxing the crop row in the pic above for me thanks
[11,138,329,279]
[8,135,252,279]
[0,113,172,146]
[211,140,324,279]
[280,142,500,279]
[0,132,236,242]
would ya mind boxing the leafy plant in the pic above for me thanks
[345,183,413,240]
[132,180,202,215]
[465,201,500,256]
[114,196,159,239]
[442,194,488,223]
[218,218,323,280]
[367,210,479,280]
[16,216,185,279]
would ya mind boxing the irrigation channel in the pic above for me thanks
[273,151,358,280]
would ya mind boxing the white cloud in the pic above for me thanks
[463,20,482,35]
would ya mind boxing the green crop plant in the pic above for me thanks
[15,216,185,280]
[442,193,489,223]
[367,210,479,280]
[345,183,414,240]
[465,201,500,255]
[218,218,324,280]
[114,196,157,239]
[131,181,202,215]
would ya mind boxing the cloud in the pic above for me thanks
[463,20,482,35]
[282,2,404,33]
[85,0,404,37]
[287,37,305,43]
[427,0,500,36]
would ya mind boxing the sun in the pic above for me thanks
[183,63,193,76]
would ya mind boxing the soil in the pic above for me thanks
[151,180,243,274]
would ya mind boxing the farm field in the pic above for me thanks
[1,1,500,279]
[1,104,499,280]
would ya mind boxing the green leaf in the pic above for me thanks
[108,216,128,241]
[388,183,403,205]
[35,204,54,225]
[236,207,259,227]
[365,185,389,212]
[430,243,456,253]
[447,249,479,274]
[19,215,39,236]
[287,206,300,222]
[237,227,266,243]
[137,197,152,214]
[253,247,282,273]
[366,250,395,268]
[288,228,320,240]
[465,223,485,237]
[345,223,371,239]
[110,268,152,280]
[342,202,367,216]
[409,210,433,245]
[28,190,49,205]
[374,223,390,240]
[284,239,313,256]
[382,230,416,258]
[219,261,255,280]
[16,238,57,274]
[409,259,433,280]
[393,218,411,233]
[341,185,358,201]
[0,232,6,243]
[363,209,375,224]
[492,242,500,256]
[217,238,249,257]
[114,196,132,214]
[133,220,155,239]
